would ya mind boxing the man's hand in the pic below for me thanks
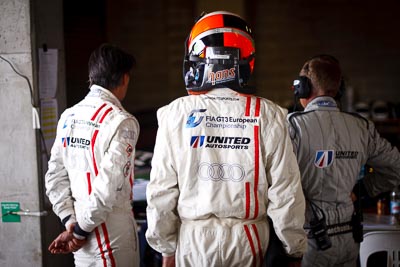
[68,237,87,252]
[162,254,176,267]
[48,223,87,254]
[48,230,73,254]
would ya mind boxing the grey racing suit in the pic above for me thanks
[45,85,140,267]
[287,96,400,267]
[145,88,307,267]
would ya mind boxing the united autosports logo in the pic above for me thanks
[62,137,91,150]
[314,150,359,168]
[190,135,250,150]
[190,136,205,148]
[314,150,334,168]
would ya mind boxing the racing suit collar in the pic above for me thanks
[206,87,241,96]
[88,85,123,108]
[304,96,339,112]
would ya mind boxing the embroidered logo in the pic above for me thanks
[186,109,207,128]
[126,144,133,157]
[314,150,334,168]
[190,136,205,148]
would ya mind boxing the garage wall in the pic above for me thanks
[253,0,400,109]
[0,0,42,266]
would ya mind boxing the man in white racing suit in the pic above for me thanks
[288,54,400,267]
[45,44,140,267]
[145,11,307,267]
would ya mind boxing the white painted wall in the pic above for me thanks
[0,0,71,266]
[0,0,42,266]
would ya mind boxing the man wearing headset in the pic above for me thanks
[145,11,307,267]
[288,54,400,267]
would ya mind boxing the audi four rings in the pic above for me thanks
[198,162,246,182]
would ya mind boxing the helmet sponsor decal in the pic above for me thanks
[207,68,236,85]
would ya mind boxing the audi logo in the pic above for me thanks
[198,162,245,182]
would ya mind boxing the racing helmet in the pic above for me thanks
[183,11,256,93]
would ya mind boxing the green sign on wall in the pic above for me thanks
[1,202,21,223]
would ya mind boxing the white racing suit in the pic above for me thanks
[287,96,400,267]
[146,88,307,267]
[45,85,140,267]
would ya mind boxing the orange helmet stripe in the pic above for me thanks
[189,14,224,48]
[224,32,255,71]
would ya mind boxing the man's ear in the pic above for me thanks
[122,73,130,87]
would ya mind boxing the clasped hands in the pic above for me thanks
[48,224,87,254]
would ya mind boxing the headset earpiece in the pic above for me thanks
[292,76,312,99]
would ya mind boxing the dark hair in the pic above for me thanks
[88,43,136,89]
[308,54,341,97]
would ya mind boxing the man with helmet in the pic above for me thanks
[288,55,400,267]
[145,11,307,267]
